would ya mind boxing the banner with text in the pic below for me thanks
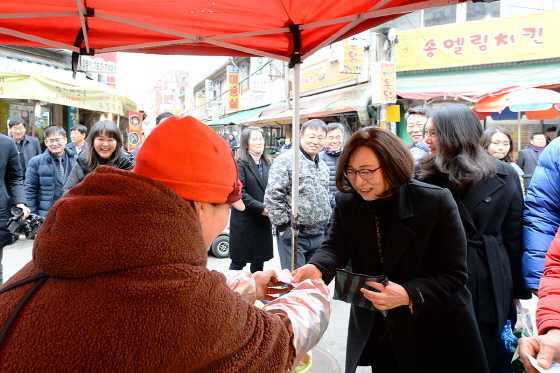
[205,79,213,111]
[396,10,560,71]
[227,65,240,111]
[339,37,365,74]
[371,62,396,104]
[127,111,143,152]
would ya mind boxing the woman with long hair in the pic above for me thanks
[480,126,524,178]
[417,104,531,372]
[294,126,489,373]
[228,126,273,273]
[63,120,134,193]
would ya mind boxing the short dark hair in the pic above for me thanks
[70,124,88,135]
[44,126,66,138]
[156,112,175,125]
[546,126,557,132]
[326,122,344,133]
[480,127,515,162]
[405,108,428,121]
[530,132,546,140]
[336,127,413,199]
[301,119,327,135]
[9,118,26,128]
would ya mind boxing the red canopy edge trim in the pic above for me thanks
[0,26,80,52]
[75,0,91,53]
[0,12,78,19]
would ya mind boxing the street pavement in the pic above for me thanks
[3,236,537,373]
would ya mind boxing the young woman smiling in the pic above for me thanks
[63,120,134,194]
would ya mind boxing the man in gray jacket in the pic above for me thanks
[264,119,331,271]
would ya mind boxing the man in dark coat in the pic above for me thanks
[319,123,345,210]
[25,127,78,217]
[65,124,88,155]
[517,133,547,191]
[0,134,29,284]
[8,118,42,180]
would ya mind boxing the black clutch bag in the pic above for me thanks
[333,269,389,315]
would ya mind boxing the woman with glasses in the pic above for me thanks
[62,120,134,193]
[228,127,273,272]
[293,126,489,373]
[417,104,531,373]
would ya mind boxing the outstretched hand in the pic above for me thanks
[253,269,293,301]
[291,264,323,283]
[520,329,560,373]
[360,281,410,311]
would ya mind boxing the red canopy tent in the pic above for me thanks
[0,0,470,269]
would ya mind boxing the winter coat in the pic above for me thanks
[14,134,42,178]
[229,157,273,263]
[410,141,429,164]
[24,148,78,217]
[309,180,489,373]
[523,137,560,290]
[65,141,88,155]
[419,157,531,370]
[319,148,341,208]
[536,226,560,334]
[264,148,331,234]
[0,166,298,373]
[517,147,540,189]
[0,135,26,248]
[62,149,134,194]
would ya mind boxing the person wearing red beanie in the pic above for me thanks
[0,115,330,373]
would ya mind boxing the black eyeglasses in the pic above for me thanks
[345,166,383,181]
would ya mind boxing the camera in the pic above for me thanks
[6,206,45,240]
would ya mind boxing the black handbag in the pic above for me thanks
[333,268,388,315]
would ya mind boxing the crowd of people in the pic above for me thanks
[0,104,559,372]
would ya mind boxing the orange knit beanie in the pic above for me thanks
[133,116,242,204]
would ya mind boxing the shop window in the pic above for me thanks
[501,0,549,17]
[424,5,457,27]
[383,12,421,32]
[466,1,500,21]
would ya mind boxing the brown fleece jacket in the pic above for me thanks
[0,166,292,373]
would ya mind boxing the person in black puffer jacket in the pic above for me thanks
[319,123,345,209]
[63,120,134,194]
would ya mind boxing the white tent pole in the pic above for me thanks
[291,63,301,271]
[517,111,521,154]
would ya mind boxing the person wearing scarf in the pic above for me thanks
[517,132,547,193]
[319,123,345,209]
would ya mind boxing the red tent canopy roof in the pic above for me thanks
[0,0,467,61]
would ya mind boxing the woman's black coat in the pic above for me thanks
[419,157,531,358]
[308,180,489,373]
[229,157,273,263]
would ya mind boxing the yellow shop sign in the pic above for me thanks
[396,10,560,71]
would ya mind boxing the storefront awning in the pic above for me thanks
[207,106,268,126]
[0,71,137,116]
[244,84,368,126]
[396,62,560,102]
